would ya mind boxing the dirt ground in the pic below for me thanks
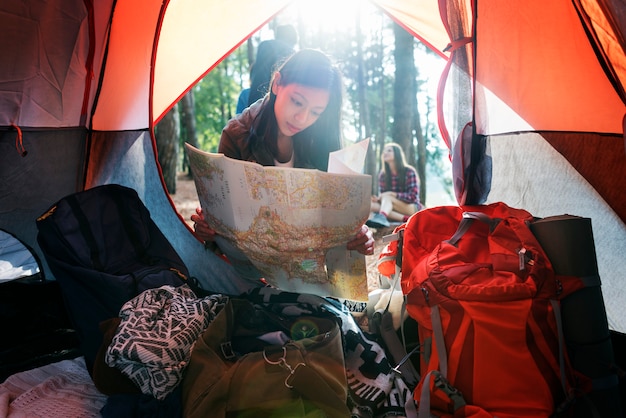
[169,173,395,293]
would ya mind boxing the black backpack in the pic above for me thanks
[36,184,188,374]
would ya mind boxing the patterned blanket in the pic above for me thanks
[105,285,228,400]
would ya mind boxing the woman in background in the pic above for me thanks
[366,143,421,228]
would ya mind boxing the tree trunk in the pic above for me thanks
[180,91,197,176]
[373,21,386,193]
[355,8,376,194]
[413,88,427,205]
[247,38,255,67]
[155,103,180,194]
[392,22,428,204]
[392,23,414,156]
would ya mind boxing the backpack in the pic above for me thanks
[182,297,350,418]
[391,203,585,417]
[36,184,188,374]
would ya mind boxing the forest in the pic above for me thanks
[155,0,453,208]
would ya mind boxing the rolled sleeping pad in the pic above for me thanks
[530,215,622,417]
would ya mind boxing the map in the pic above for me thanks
[185,141,372,302]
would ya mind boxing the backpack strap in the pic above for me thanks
[447,211,501,246]
[550,298,568,394]
[417,370,466,418]
[65,194,104,270]
[109,188,151,264]
[370,244,421,388]
[373,303,420,388]
[431,304,448,378]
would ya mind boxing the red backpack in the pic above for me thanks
[385,203,587,417]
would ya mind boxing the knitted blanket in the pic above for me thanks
[0,357,106,417]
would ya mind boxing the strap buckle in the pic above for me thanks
[263,346,306,388]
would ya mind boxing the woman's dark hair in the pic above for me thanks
[250,49,344,171]
[383,143,411,191]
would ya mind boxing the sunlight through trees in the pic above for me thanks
[158,0,453,207]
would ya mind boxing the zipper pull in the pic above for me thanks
[518,247,527,271]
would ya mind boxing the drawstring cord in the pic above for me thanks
[11,124,28,157]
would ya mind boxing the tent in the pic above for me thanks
[1,0,624,342]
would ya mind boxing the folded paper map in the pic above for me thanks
[185,141,372,302]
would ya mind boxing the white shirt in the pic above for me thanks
[273,151,294,168]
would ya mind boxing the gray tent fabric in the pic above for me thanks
[489,133,626,331]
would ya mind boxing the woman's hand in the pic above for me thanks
[193,207,374,255]
[346,224,375,256]
[190,207,218,242]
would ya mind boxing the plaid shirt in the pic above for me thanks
[378,166,420,205]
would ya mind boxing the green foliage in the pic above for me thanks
[192,54,248,152]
